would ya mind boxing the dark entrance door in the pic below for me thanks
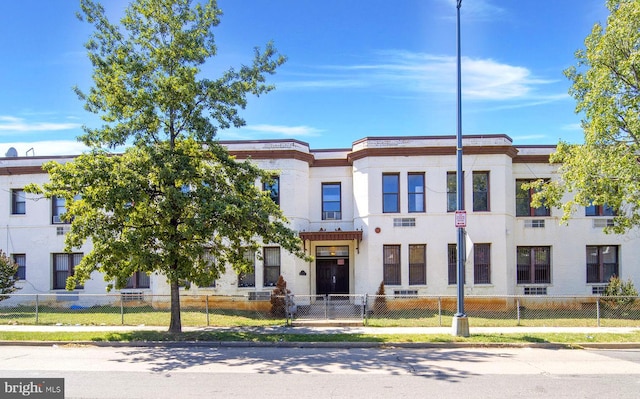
[316,259,349,295]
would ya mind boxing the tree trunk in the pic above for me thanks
[168,278,182,333]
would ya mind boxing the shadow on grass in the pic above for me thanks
[98,331,388,343]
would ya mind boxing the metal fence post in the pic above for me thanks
[438,296,442,327]
[284,293,291,326]
[324,295,328,319]
[596,297,601,327]
[35,294,39,324]
[364,294,368,325]
[120,294,124,325]
[206,295,210,326]
[517,297,521,326]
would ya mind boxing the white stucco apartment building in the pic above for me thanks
[1,135,638,303]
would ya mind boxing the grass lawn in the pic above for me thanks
[1,329,639,345]
[0,306,285,327]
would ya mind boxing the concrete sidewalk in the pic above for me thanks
[0,324,638,335]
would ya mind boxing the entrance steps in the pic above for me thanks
[291,301,364,326]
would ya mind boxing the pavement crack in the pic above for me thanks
[396,355,417,374]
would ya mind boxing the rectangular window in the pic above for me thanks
[407,173,425,213]
[448,244,457,285]
[263,247,280,287]
[383,245,401,285]
[322,183,342,220]
[409,244,426,285]
[126,272,150,289]
[586,245,619,283]
[263,176,280,206]
[517,247,551,284]
[12,254,26,280]
[11,189,26,215]
[585,203,615,217]
[447,171,464,212]
[52,253,83,289]
[382,173,400,213]
[474,244,491,284]
[516,180,550,217]
[238,249,256,288]
[52,196,67,224]
[472,171,490,212]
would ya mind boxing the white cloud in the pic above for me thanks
[562,123,583,131]
[281,50,561,103]
[243,124,323,137]
[0,116,81,133]
[0,140,90,157]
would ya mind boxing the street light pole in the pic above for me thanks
[452,0,470,337]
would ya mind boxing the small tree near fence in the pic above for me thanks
[373,281,388,314]
[602,275,638,315]
[270,275,291,317]
[0,250,20,301]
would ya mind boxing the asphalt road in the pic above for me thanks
[2,345,640,398]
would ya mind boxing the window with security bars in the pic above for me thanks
[409,244,426,285]
[586,245,618,284]
[393,218,416,227]
[517,247,551,284]
[474,244,491,284]
[447,244,458,285]
[263,247,280,287]
[53,253,83,289]
[12,254,26,280]
[383,245,401,285]
[238,249,256,287]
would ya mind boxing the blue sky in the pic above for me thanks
[0,0,609,156]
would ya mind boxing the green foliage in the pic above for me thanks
[602,275,638,309]
[0,250,20,300]
[532,0,640,233]
[26,0,308,333]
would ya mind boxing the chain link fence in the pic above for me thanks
[0,293,283,327]
[1,293,640,328]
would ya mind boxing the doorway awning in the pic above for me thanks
[299,230,363,253]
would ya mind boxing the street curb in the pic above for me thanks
[3,340,639,349]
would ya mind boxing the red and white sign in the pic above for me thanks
[454,210,467,228]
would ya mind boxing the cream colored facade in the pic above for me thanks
[1,135,639,303]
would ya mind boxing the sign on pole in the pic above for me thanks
[454,210,466,228]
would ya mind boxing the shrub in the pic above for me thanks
[602,275,638,312]
[0,250,20,301]
[373,281,388,314]
[270,275,291,317]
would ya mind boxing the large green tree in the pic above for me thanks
[532,0,640,234]
[27,0,308,333]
